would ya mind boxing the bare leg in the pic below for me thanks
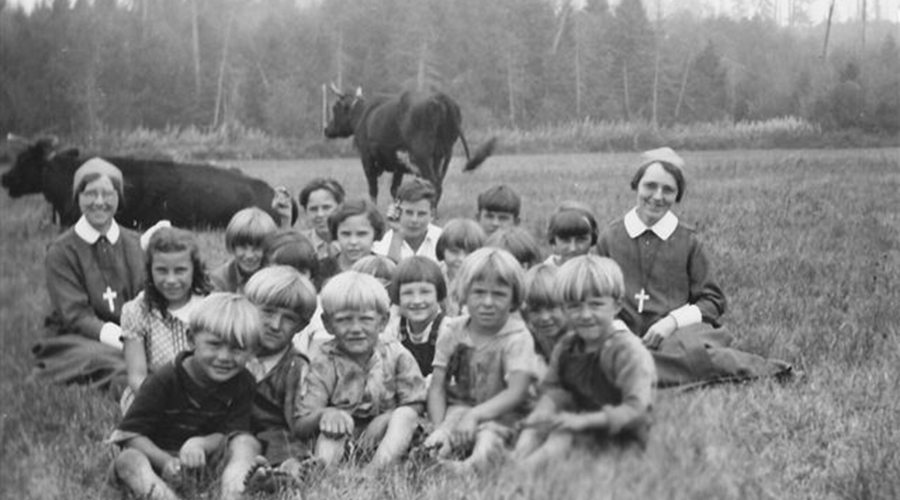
[315,434,349,468]
[367,406,419,470]
[519,430,574,471]
[426,405,469,459]
[114,449,179,500]
[356,411,392,452]
[461,427,507,470]
[220,434,261,500]
[512,426,549,461]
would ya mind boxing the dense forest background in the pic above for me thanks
[1,0,898,145]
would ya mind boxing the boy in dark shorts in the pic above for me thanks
[513,256,656,469]
[110,293,261,500]
[242,266,317,482]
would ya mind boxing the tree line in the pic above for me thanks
[1,0,898,143]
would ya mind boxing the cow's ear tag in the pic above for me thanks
[355,87,363,98]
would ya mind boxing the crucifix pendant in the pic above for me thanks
[635,288,650,313]
[103,286,118,313]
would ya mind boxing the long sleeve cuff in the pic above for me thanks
[99,323,124,350]
[669,304,702,329]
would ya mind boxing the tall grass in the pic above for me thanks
[485,117,827,154]
[1,149,898,500]
[50,118,898,162]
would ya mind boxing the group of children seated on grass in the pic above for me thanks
[109,174,656,499]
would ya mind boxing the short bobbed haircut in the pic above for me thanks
[319,270,391,318]
[244,266,318,325]
[144,226,211,315]
[476,184,521,217]
[555,255,625,304]
[351,255,397,285]
[453,247,526,311]
[396,177,437,208]
[485,227,543,270]
[523,263,561,311]
[189,292,262,350]
[262,230,319,286]
[389,256,447,304]
[547,205,599,246]
[630,161,686,202]
[436,218,487,261]
[225,207,278,253]
[327,199,386,241]
[299,178,345,209]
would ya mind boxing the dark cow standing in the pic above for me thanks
[1,138,294,229]
[324,88,496,204]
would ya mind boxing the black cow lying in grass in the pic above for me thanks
[1,137,295,229]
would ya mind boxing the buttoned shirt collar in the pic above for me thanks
[373,224,443,261]
[401,224,442,259]
[624,208,678,241]
[75,215,121,244]
[304,228,339,260]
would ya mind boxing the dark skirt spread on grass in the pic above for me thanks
[30,223,143,398]
[30,332,127,396]
[652,324,791,390]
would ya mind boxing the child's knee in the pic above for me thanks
[114,448,151,477]
[476,427,508,451]
[390,406,419,426]
[316,433,348,449]
[228,433,261,459]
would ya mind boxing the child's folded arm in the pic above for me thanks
[457,327,539,426]
[185,433,225,453]
[426,366,448,427]
[603,336,656,435]
[294,408,326,438]
[519,393,558,429]
[466,370,533,424]
[522,388,569,423]
[179,434,224,468]
[282,356,309,435]
[121,435,177,472]
[292,360,334,438]
[120,310,149,393]
[114,367,171,439]
[219,373,256,436]
[395,346,428,408]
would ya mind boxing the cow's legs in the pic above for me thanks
[389,171,404,200]
[364,159,380,201]
[433,154,452,206]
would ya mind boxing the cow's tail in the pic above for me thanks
[460,133,497,172]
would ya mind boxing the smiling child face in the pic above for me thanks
[325,309,386,359]
[187,330,252,385]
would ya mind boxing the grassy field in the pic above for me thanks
[1,149,898,500]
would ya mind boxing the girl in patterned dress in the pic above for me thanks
[120,226,211,411]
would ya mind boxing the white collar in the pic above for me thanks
[169,294,203,323]
[624,208,678,241]
[75,216,120,244]
[410,224,442,243]
[399,224,442,251]
[405,313,439,343]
